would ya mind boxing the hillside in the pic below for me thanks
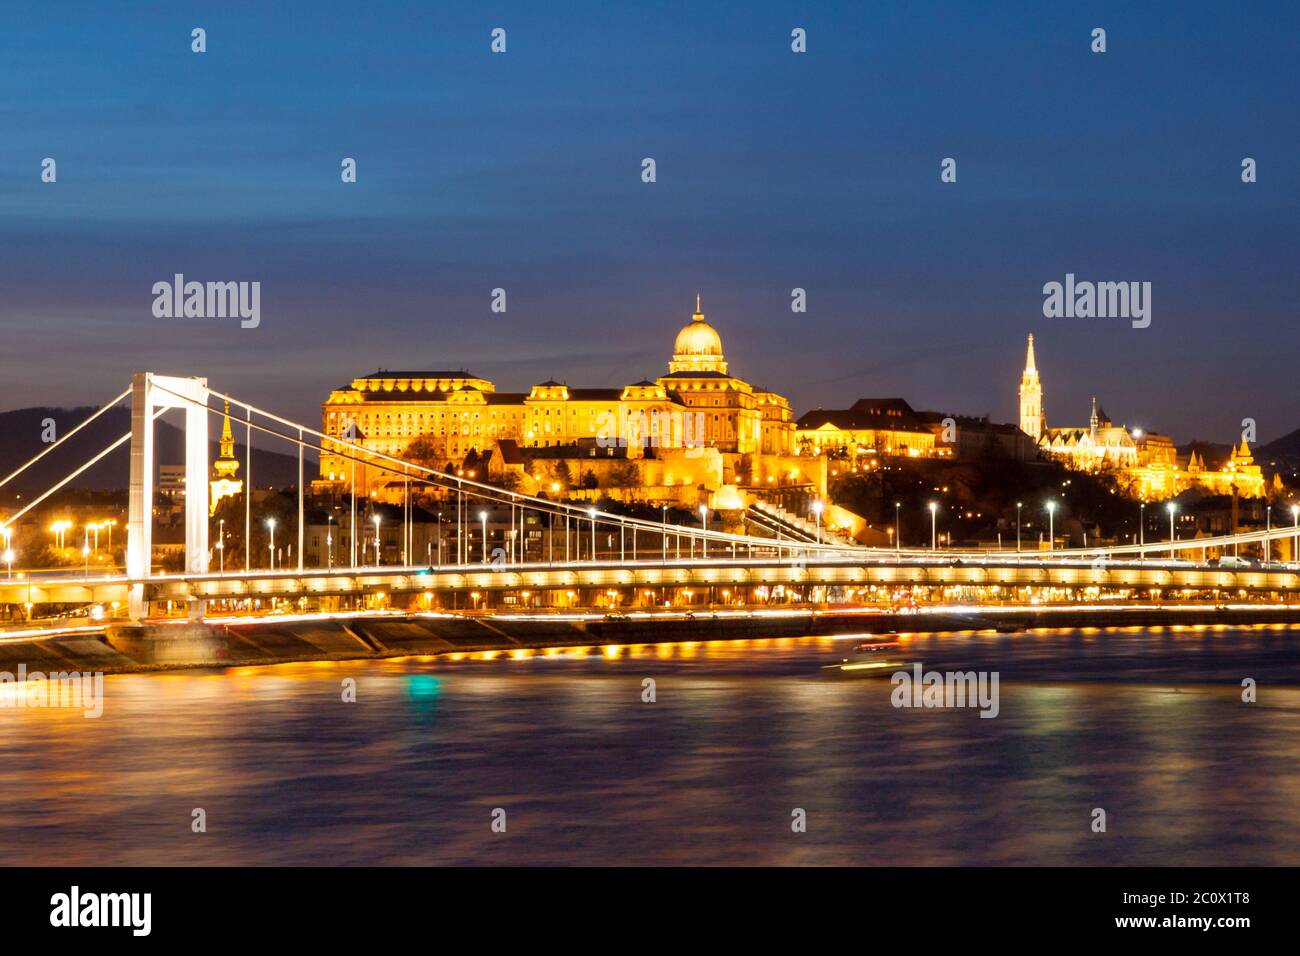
[1258,426,1300,470]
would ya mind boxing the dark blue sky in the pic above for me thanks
[2,1,1297,443]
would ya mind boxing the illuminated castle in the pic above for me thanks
[315,300,810,505]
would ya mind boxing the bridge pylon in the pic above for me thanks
[126,373,210,621]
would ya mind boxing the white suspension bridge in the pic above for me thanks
[4,373,1300,624]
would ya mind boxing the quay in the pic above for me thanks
[2,603,1300,675]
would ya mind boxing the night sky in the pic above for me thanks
[2,1,1297,443]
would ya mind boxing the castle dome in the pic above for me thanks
[669,296,728,374]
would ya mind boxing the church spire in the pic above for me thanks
[1018,333,1044,442]
[209,400,243,515]
[219,399,235,459]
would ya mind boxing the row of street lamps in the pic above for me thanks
[13,495,1300,580]
[897,497,1300,559]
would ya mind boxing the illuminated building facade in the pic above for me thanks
[1018,335,1266,499]
[315,300,803,503]
[1040,396,1140,470]
[794,398,940,458]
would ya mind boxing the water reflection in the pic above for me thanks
[2,626,1299,865]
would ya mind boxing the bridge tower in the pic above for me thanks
[126,373,210,621]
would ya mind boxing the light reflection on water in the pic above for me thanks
[2,626,1300,865]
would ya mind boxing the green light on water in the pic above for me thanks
[406,674,442,700]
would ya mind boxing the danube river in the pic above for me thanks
[3,624,1300,865]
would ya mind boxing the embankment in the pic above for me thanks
[1,604,1298,674]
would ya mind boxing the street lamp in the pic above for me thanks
[480,510,489,564]
[928,501,938,550]
[1166,502,1177,559]
[49,519,71,551]
[1139,502,1145,558]
[699,504,709,557]
[1291,504,1299,564]
[589,508,597,561]
[373,514,382,566]
[326,514,334,570]
[266,517,277,570]
[811,499,823,544]
[1016,502,1022,552]
[1265,504,1272,565]
[217,518,225,573]
[894,501,901,555]
[1045,499,1056,551]
[661,504,669,562]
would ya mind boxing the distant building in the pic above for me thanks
[796,399,1032,462]
[1016,334,1265,499]
[795,398,941,458]
[209,401,243,515]
[1184,441,1265,498]
[1040,396,1139,470]
[158,464,186,499]
[916,411,1037,461]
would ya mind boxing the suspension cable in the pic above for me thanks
[0,387,131,490]
[150,380,858,553]
[2,407,167,527]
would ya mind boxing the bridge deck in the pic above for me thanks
[4,555,1298,606]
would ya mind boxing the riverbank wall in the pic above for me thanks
[2,604,1299,675]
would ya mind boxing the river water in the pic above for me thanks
[3,623,1299,865]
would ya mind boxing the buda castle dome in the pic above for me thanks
[669,295,728,375]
